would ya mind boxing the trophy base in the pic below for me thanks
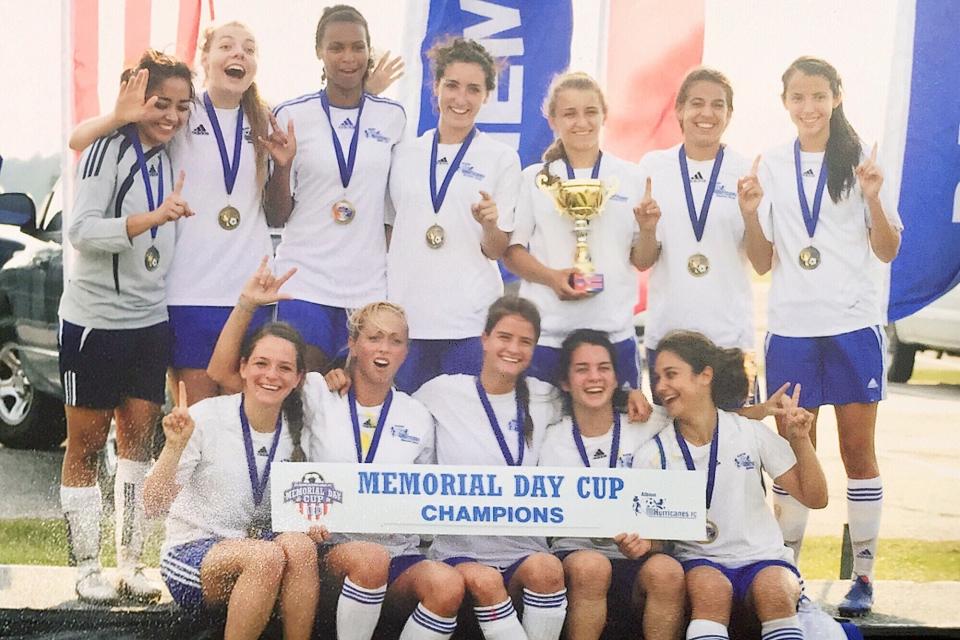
[570,272,605,294]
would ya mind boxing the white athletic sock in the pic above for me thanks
[773,484,809,564]
[760,615,803,640]
[475,598,527,640]
[520,588,567,640]
[336,576,386,640]
[847,477,882,580]
[686,618,728,640]
[399,602,458,640]
[60,484,102,571]
[114,459,150,570]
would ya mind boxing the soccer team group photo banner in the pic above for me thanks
[271,462,706,539]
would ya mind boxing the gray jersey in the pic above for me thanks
[59,130,176,329]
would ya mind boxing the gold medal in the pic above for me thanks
[799,245,821,270]
[144,246,160,271]
[331,199,356,224]
[687,253,710,277]
[218,205,241,230]
[425,224,445,249]
[700,518,719,544]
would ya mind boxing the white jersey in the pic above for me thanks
[387,130,521,339]
[298,373,434,556]
[542,409,670,558]
[758,141,903,337]
[161,393,299,551]
[638,145,754,351]
[415,374,559,566]
[634,410,797,566]
[61,131,176,329]
[273,92,406,308]
[165,100,274,306]
[511,155,641,347]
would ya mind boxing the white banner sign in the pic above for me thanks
[271,462,707,539]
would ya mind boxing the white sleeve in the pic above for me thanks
[509,170,538,247]
[414,416,437,464]
[69,137,134,253]
[752,419,797,480]
[494,148,522,234]
[173,407,207,486]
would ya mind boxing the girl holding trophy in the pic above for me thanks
[739,56,902,616]
[503,72,649,404]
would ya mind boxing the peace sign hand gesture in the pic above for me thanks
[260,113,297,168]
[779,383,814,442]
[238,256,296,311]
[737,155,763,217]
[855,143,884,202]
[633,177,661,232]
[162,381,195,451]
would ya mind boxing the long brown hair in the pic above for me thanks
[657,330,748,409]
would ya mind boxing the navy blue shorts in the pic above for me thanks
[765,327,885,408]
[530,338,640,389]
[276,299,350,359]
[388,553,428,584]
[59,319,169,409]
[442,554,529,587]
[168,305,273,369]
[681,558,800,604]
[160,538,221,609]
[394,337,483,393]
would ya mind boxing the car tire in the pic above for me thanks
[0,341,66,449]
[886,325,917,384]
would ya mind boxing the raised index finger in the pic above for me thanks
[870,142,878,163]
[751,154,761,176]
[177,379,188,410]
[644,176,652,199]
[173,170,186,194]
[479,190,492,202]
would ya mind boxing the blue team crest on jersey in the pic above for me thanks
[508,418,521,433]
[243,126,253,144]
[390,425,421,444]
[734,452,756,470]
[714,183,737,199]
[364,127,390,143]
[610,193,627,202]
[460,163,485,181]
[618,453,634,468]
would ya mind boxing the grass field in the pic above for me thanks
[1,518,958,581]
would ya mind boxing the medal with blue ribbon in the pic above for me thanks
[563,151,603,180]
[320,90,365,224]
[426,127,477,248]
[673,416,720,543]
[475,377,525,466]
[793,139,827,270]
[572,412,621,468]
[127,126,164,271]
[679,144,724,277]
[203,92,244,231]
[240,395,283,511]
[348,388,394,463]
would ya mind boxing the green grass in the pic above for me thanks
[0,518,162,566]
[2,520,958,581]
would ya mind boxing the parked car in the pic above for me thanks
[886,283,960,383]
[0,186,67,449]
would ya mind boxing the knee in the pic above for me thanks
[519,552,565,593]
[344,542,390,587]
[461,565,508,603]
[686,568,732,617]
[750,568,800,618]
[255,543,288,588]
[419,562,466,612]
[639,554,685,599]
[563,551,611,597]
[276,533,318,571]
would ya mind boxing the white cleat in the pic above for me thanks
[117,566,162,604]
[76,568,120,605]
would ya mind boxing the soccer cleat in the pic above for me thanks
[76,568,119,605]
[837,575,873,617]
[117,565,162,604]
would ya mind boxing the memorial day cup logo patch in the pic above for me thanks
[284,472,344,521]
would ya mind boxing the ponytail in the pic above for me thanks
[240,82,270,188]
[537,138,567,186]
[283,386,307,462]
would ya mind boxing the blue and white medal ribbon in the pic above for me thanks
[240,395,284,508]
[321,91,365,224]
[793,138,827,269]
[475,377,525,466]
[563,151,603,180]
[348,388,394,463]
[203,92,244,230]
[678,144,724,277]
[426,127,477,248]
[673,416,720,543]
[127,126,164,270]
[572,412,621,468]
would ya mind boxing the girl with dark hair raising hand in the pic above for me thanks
[738,57,902,616]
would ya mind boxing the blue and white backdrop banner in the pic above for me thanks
[271,462,706,538]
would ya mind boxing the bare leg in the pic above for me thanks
[275,532,320,640]
[62,406,112,486]
[170,367,221,406]
[634,554,685,640]
[560,550,611,640]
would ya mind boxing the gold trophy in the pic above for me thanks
[536,174,619,294]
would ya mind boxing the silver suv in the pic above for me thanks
[887,283,960,383]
